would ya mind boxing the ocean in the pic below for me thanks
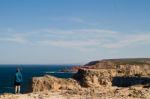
[0,65,75,94]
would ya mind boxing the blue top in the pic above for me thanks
[15,71,22,83]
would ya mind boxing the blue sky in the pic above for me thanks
[0,0,150,64]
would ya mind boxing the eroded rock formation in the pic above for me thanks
[30,58,150,99]
[73,68,116,87]
[32,58,150,92]
[32,75,80,92]
[32,68,117,92]
[0,58,150,99]
[84,58,150,76]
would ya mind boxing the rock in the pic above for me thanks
[32,68,117,92]
[32,75,80,92]
[73,68,116,87]
[70,58,150,76]
[114,88,130,97]
[12,58,150,99]
[129,88,150,98]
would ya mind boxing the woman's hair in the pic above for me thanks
[16,68,20,72]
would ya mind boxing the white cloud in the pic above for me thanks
[1,28,150,50]
[39,39,99,50]
[34,29,117,50]
[102,33,150,48]
[67,29,116,34]
[0,36,28,44]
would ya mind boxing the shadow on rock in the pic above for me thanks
[112,76,150,87]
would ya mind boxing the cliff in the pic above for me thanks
[32,75,80,92]
[84,58,150,76]
[64,58,150,76]
[0,58,150,99]
[32,68,117,92]
[30,68,150,99]
[85,58,150,66]
[31,58,150,92]
[73,68,116,87]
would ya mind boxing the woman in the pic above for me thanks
[14,68,22,94]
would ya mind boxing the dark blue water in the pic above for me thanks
[0,65,75,94]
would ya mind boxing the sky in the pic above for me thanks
[0,0,150,64]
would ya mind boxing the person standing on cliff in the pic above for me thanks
[14,68,22,94]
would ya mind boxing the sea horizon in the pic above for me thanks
[0,64,81,67]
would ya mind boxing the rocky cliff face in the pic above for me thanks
[73,68,116,87]
[32,69,120,95]
[30,58,150,99]
[32,58,150,92]
[30,68,150,99]
[0,58,150,99]
[116,64,150,76]
[84,58,150,76]
[32,75,80,92]
[62,58,150,77]
[32,68,116,92]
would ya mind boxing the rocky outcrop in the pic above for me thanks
[115,64,150,76]
[1,58,150,99]
[32,75,80,92]
[81,58,150,76]
[73,68,116,87]
[32,68,117,92]
[63,58,150,77]
[29,58,150,99]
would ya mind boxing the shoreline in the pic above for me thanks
[0,58,150,99]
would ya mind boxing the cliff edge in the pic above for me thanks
[0,58,150,99]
